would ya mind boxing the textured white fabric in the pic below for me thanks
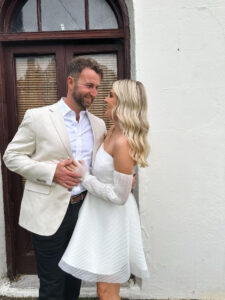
[82,171,133,205]
[74,157,133,205]
[59,144,149,283]
[74,160,89,178]
[60,98,94,195]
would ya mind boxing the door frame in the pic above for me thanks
[0,40,127,278]
[0,0,130,279]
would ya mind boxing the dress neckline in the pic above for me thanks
[102,143,113,159]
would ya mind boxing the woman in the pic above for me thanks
[59,79,150,300]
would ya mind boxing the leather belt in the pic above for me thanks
[70,191,87,204]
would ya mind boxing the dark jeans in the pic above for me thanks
[32,200,83,300]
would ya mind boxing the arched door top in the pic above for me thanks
[0,0,129,33]
[11,0,119,32]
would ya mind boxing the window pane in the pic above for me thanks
[89,0,118,29]
[16,56,57,123]
[41,0,85,31]
[79,53,117,129]
[11,0,38,32]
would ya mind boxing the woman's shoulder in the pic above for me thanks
[113,134,134,174]
[114,134,130,150]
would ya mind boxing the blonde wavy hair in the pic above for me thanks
[112,79,150,167]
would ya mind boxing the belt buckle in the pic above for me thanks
[70,192,84,204]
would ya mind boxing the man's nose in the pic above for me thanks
[90,88,98,98]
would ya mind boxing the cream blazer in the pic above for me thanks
[3,102,107,236]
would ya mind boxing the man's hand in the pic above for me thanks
[65,160,78,171]
[53,158,81,190]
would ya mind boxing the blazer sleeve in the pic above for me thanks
[3,110,57,186]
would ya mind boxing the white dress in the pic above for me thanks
[59,144,149,283]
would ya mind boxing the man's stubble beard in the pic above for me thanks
[72,87,94,110]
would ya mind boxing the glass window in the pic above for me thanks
[89,0,118,29]
[41,0,85,31]
[11,0,38,32]
[10,0,118,33]
[16,55,57,123]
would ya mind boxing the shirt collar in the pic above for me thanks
[59,98,88,119]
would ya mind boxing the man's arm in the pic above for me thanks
[3,110,56,185]
[3,110,80,188]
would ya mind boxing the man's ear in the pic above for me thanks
[67,76,75,90]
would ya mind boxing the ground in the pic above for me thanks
[0,298,133,300]
[0,298,101,300]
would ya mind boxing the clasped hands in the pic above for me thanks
[53,158,88,190]
[53,158,136,190]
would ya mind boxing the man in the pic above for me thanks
[3,57,106,300]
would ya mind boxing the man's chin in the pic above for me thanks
[84,100,93,108]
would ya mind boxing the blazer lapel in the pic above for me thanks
[49,102,73,157]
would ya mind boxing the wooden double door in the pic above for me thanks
[3,41,123,275]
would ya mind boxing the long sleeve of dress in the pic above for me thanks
[81,170,133,205]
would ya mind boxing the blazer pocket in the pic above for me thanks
[25,180,51,195]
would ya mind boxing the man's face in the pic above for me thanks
[71,68,101,110]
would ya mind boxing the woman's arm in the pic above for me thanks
[75,137,134,205]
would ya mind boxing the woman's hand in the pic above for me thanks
[75,160,89,179]
[66,160,89,180]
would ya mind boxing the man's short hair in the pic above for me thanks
[66,57,103,81]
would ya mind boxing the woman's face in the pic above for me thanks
[104,89,117,119]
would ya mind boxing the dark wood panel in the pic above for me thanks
[37,0,41,32]
[2,43,67,276]
[85,0,89,30]
[0,42,17,279]
[0,29,124,42]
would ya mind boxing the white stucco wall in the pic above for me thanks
[0,156,7,278]
[134,0,225,298]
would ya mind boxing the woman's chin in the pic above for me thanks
[104,110,111,119]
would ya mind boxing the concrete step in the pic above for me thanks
[0,275,142,299]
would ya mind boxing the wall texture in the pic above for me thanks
[135,0,225,298]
